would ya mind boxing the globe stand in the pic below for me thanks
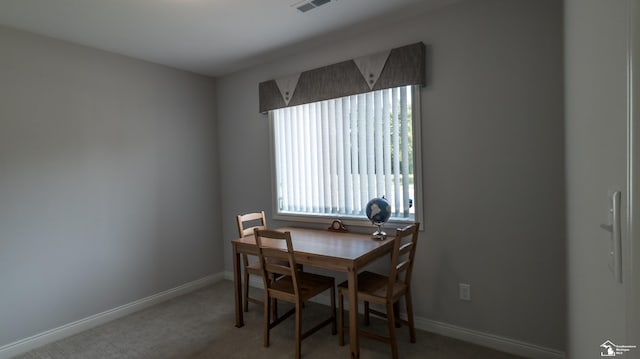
[372,222,387,240]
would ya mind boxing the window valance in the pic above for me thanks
[258,42,426,113]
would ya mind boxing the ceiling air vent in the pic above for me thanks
[293,0,332,13]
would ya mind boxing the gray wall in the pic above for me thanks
[0,26,221,347]
[217,0,565,351]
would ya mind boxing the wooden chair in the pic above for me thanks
[236,211,268,312]
[337,223,420,359]
[254,228,337,359]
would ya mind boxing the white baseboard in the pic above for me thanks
[225,271,565,359]
[223,270,236,282]
[0,273,224,359]
[415,318,565,359]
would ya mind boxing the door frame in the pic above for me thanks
[629,0,640,344]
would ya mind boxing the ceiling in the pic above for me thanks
[0,0,458,77]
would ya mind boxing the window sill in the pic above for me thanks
[273,212,417,231]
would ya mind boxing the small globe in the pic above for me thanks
[365,197,391,225]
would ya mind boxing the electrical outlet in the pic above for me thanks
[459,283,471,301]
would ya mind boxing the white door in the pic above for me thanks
[566,0,638,358]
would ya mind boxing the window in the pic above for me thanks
[270,85,421,224]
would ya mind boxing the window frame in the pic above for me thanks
[268,85,424,229]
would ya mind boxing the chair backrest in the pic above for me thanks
[386,223,420,299]
[253,228,301,298]
[236,211,267,237]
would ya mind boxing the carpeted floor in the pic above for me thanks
[13,280,524,359]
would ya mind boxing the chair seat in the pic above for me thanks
[338,271,407,303]
[271,272,335,302]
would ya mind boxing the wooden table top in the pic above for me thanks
[232,226,394,270]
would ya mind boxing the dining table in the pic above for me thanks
[231,226,395,359]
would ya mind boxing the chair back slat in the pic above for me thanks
[398,242,413,256]
[395,241,414,278]
[254,229,300,297]
[396,259,410,275]
[264,262,292,277]
[237,211,267,237]
[387,223,420,299]
[262,247,293,277]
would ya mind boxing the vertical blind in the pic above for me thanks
[273,85,415,219]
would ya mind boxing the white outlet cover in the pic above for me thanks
[459,283,471,301]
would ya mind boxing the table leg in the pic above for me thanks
[347,267,359,359]
[233,244,244,327]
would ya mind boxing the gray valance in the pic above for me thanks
[258,42,426,113]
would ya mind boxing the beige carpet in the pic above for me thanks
[13,280,523,359]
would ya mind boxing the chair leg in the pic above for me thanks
[263,293,271,348]
[243,270,250,312]
[364,301,370,326]
[270,274,278,320]
[386,301,399,359]
[393,301,401,328]
[330,285,337,335]
[405,290,416,343]
[295,302,302,359]
[338,290,345,346]
[271,298,278,321]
